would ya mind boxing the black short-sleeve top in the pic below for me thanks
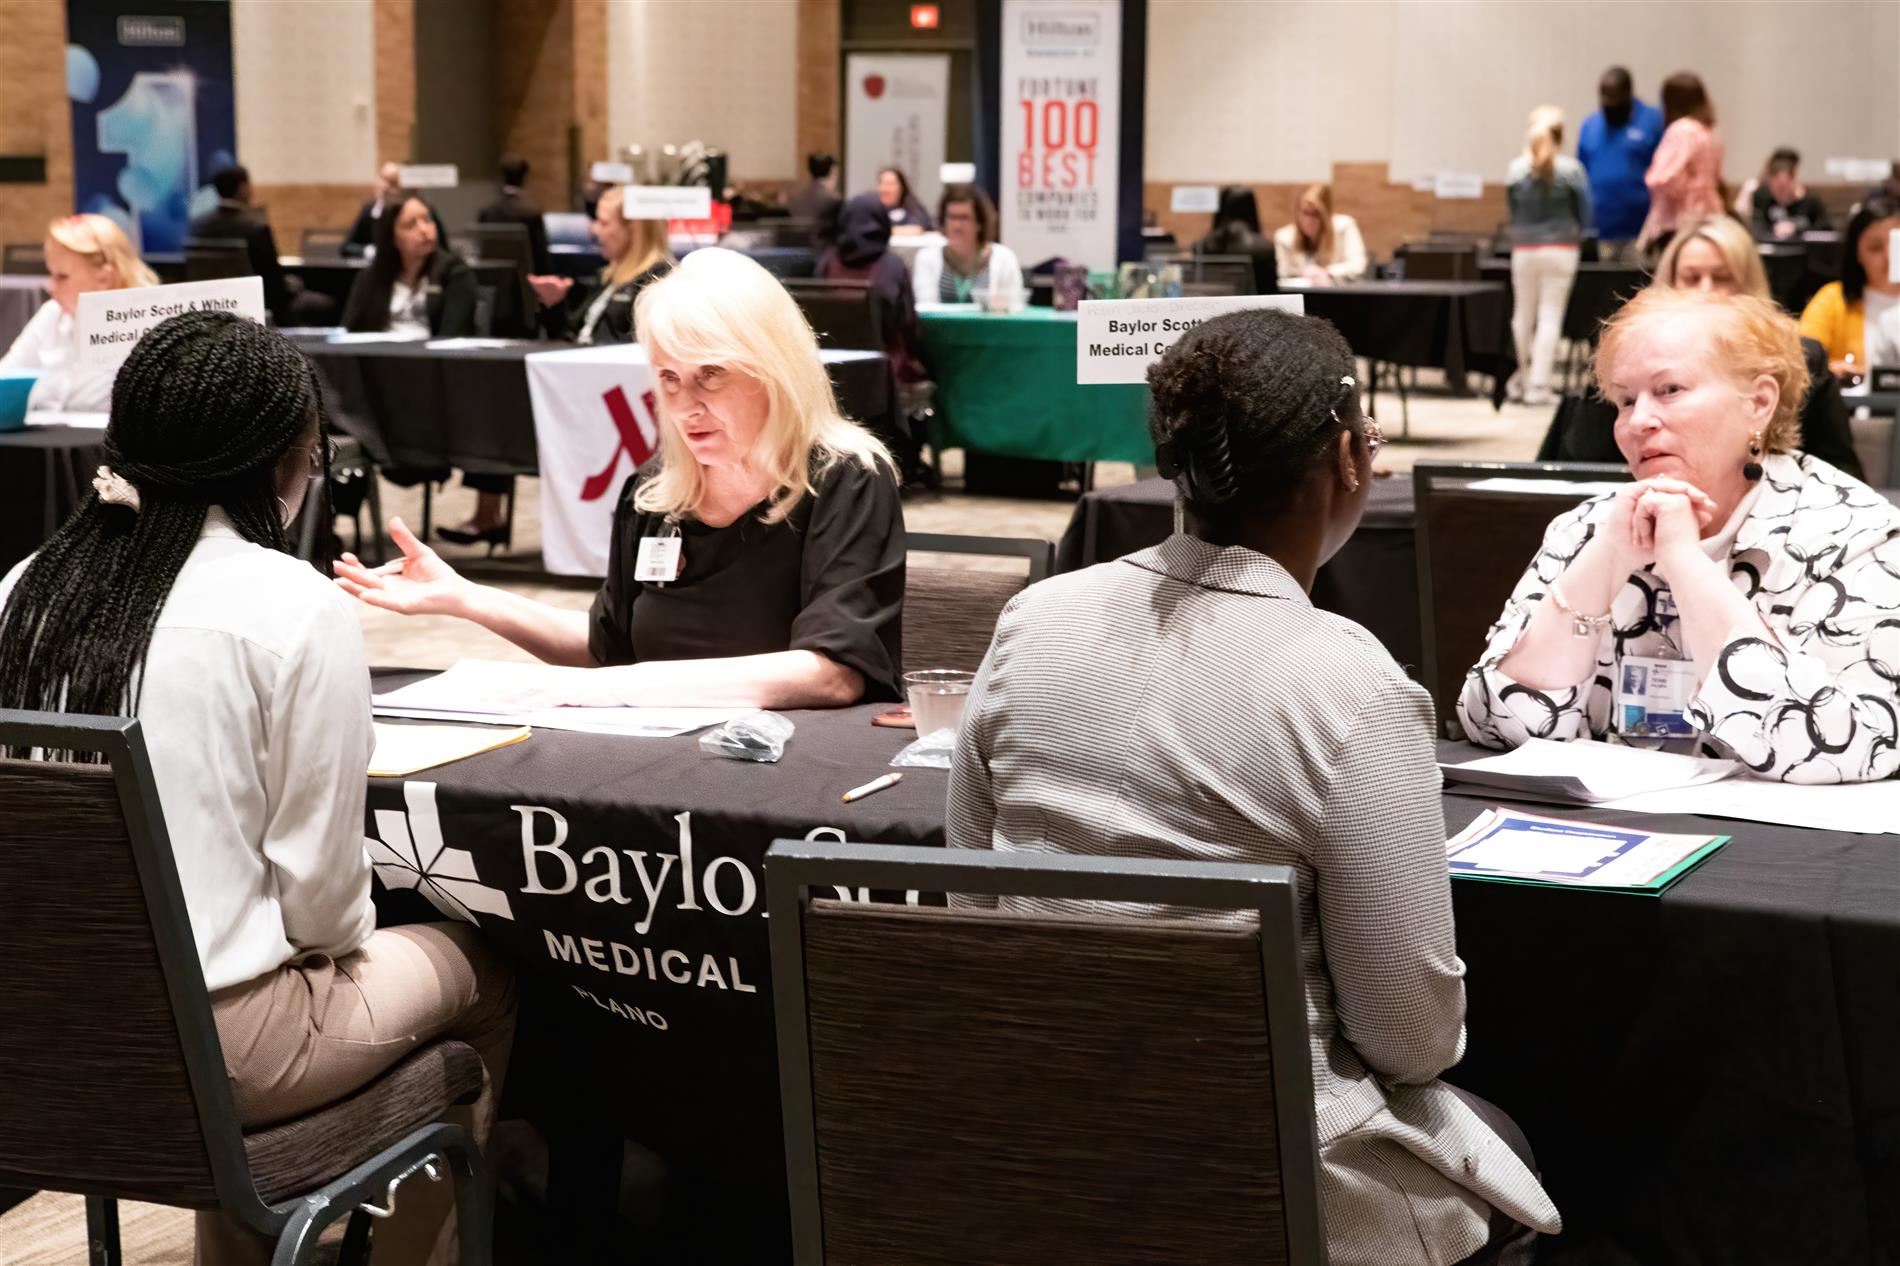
[588,451,906,701]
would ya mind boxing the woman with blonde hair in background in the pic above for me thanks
[1506,106,1592,405]
[1273,183,1367,285]
[1,214,158,414]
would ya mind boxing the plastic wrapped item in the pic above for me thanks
[890,728,957,769]
[699,711,795,763]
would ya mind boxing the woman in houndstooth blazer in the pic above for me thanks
[949,309,1560,1266]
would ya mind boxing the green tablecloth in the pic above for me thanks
[919,306,1154,463]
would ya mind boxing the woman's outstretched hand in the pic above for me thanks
[333,517,471,617]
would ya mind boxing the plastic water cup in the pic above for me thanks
[904,669,975,737]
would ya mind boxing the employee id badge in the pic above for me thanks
[1614,654,1698,738]
[633,531,684,584]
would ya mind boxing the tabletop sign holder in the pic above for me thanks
[622,186,713,221]
[940,162,976,185]
[399,164,459,189]
[1169,186,1220,214]
[1075,293,1304,385]
[591,162,634,185]
[76,276,265,371]
[1433,172,1484,200]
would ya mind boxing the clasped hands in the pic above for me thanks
[1599,475,1722,582]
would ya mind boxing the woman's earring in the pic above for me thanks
[1743,431,1764,482]
[276,495,293,527]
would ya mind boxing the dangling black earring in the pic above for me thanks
[1743,431,1764,482]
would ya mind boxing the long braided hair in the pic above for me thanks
[0,311,331,756]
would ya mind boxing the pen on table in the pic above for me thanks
[842,772,903,803]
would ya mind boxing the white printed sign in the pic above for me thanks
[1433,171,1484,199]
[1076,293,1304,385]
[77,277,265,369]
[1826,158,1894,183]
[940,162,976,184]
[621,186,713,221]
[399,164,459,189]
[526,344,658,577]
[845,53,952,214]
[591,161,634,185]
[1170,185,1220,213]
[1001,0,1121,271]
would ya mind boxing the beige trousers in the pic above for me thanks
[194,923,517,1266]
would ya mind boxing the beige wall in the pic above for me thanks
[1147,0,1900,185]
[606,0,800,181]
[232,0,378,187]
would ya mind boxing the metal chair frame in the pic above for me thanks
[906,531,1054,583]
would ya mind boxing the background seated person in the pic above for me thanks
[1463,288,1900,783]
[1747,150,1827,239]
[1800,195,1900,378]
[345,161,447,257]
[949,307,1560,1266]
[820,193,927,386]
[876,166,933,234]
[476,153,552,275]
[1272,183,1368,285]
[1194,185,1278,294]
[191,163,337,327]
[528,185,671,346]
[790,152,843,250]
[909,184,1023,308]
[340,192,477,339]
[0,213,157,414]
[1540,215,1861,478]
[335,247,905,709]
[0,312,514,1266]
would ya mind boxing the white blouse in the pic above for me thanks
[0,511,377,989]
[388,280,431,340]
[1272,214,1369,283]
[0,299,118,413]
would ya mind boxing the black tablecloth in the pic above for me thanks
[362,691,1899,1263]
[1477,261,1649,342]
[0,425,109,573]
[1299,281,1511,403]
[301,340,893,480]
[286,259,530,335]
[1055,475,1423,676]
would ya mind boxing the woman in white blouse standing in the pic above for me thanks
[0,311,514,1265]
[0,214,157,414]
[1463,287,1900,783]
[1272,183,1368,285]
[909,184,1024,309]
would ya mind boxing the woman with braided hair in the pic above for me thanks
[0,311,514,1266]
[947,307,1559,1265]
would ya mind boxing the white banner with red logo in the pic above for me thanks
[525,344,659,577]
[999,0,1120,272]
[844,53,951,216]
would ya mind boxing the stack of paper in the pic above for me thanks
[373,659,745,738]
[1447,807,1728,895]
[370,722,530,776]
[1442,738,1738,804]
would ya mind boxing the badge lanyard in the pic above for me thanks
[633,517,685,587]
[1614,589,1697,739]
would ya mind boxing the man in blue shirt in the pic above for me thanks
[1576,67,1664,259]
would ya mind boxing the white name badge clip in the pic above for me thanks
[634,528,684,586]
[1615,654,1698,739]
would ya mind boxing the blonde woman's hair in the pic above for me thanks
[1595,287,1809,454]
[46,214,157,289]
[1653,215,1770,301]
[1527,106,1564,182]
[1295,182,1336,263]
[633,247,893,524]
[597,186,673,289]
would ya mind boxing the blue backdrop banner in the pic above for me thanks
[65,2,235,253]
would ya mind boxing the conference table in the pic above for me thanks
[0,422,108,574]
[0,275,46,351]
[363,681,1900,1264]
[1290,279,1513,415]
[1476,260,1648,343]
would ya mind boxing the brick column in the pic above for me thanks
[796,0,841,169]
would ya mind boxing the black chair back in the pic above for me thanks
[2,243,45,276]
[765,841,1325,1266]
[781,278,882,351]
[0,713,248,1211]
[1413,462,1631,732]
[299,228,349,259]
[903,533,1053,672]
[184,238,254,282]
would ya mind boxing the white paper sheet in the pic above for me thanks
[1442,739,1738,804]
[1446,807,1722,887]
[1463,478,1627,497]
[373,660,745,738]
[26,411,109,429]
[1600,776,1900,835]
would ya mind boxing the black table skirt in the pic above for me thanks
[301,341,893,480]
[1299,282,1511,400]
[1477,260,1650,342]
[1056,475,1423,677]
[0,426,109,574]
[364,688,1900,1263]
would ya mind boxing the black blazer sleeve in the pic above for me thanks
[251,221,287,323]
[428,252,479,338]
[345,200,377,252]
[1798,337,1864,479]
[528,213,551,276]
[340,268,378,332]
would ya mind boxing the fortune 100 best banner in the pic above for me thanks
[999,0,1122,272]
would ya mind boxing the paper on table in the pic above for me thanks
[1601,775,1900,835]
[425,337,522,350]
[1446,806,1727,890]
[326,330,426,344]
[1442,738,1738,804]
[26,410,108,429]
[373,660,746,738]
[1463,477,1627,497]
[370,722,530,776]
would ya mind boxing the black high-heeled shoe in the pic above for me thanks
[435,522,510,555]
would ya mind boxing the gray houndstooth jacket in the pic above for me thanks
[948,536,1561,1266]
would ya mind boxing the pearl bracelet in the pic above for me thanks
[1548,582,1613,638]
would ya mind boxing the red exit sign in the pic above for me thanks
[910,4,939,29]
